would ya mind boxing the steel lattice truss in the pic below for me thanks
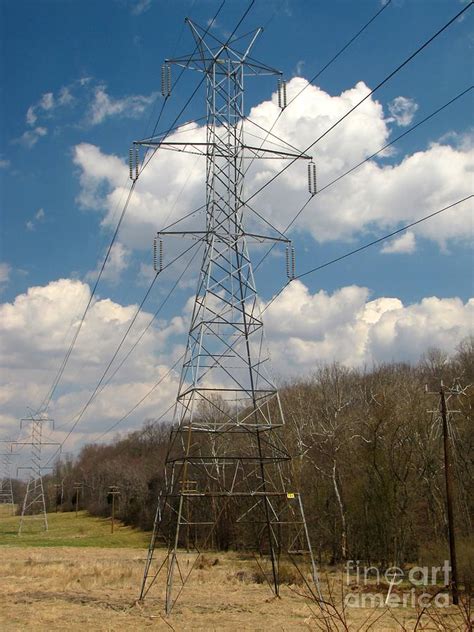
[137,19,320,614]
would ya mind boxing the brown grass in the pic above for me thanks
[0,546,469,631]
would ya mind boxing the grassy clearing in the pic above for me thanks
[0,512,469,630]
[0,546,469,631]
[0,504,16,517]
[0,510,150,548]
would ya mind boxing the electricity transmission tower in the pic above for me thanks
[0,449,16,514]
[14,415,60,534]
[137,20,319,613]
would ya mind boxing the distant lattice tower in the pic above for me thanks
[14,415,59,534]
[136,19,320,613]
[0,451,15,515]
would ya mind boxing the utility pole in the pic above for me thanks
[73,482,83,518]
[427,381,461,605]
[13,414,60,534]
[108,486,120,534]
[439,383,459,605]
[137,18,320,613]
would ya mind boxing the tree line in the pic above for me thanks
[37,338,473,576]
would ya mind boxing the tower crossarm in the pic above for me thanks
[134,139,311,161]
[157,230,291,244]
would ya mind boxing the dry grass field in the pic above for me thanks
[0,511,470,631]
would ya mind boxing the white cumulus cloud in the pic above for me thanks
[88,84,157,125]
[15,78,157,149]
[0,278,183,446]
[14,126,47,148]
[73,143,127,210]
[85,242,131,283]
[381,231,416,254]
[73,132,204,248]
[25,207,46,231]
[39,92,55,111]
[388,96,419,127]
[264,280,473,371]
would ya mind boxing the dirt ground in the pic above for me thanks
[0,546,469,631]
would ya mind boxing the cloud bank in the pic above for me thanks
[0,278,471,448]
[264,280,473,370]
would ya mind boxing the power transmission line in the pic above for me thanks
[51,197,471,504]
[296,197,473,281]
[13,415,60,534]
[260,195,473,316]
[243,1,472,208]
[159,7,470,289]
[139,0,226,171]
[139,0,256,173]
[46,239,205,462]
[37,183,137,414]
[82,243,203,410]
[135,0,394,245]
[109,201,470,441]
[13,0,471,440]
[92,356,185,444]
[31,2,227,419]
[48,87,473,463]
[40,199,205,446]
[241,0,393,180]
[251,85,473,274]
[137,0,198,156]
[50,240,203,443]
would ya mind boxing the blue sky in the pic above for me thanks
[0,0,472,451]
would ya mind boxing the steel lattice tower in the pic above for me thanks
[137,20,319,613]
[14,415,59,534]
[0,451,15,514]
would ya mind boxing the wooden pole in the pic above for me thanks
[440,384,459,605]
[111,493,115,534]
[109,486,120,534]
[74,482,82,518]
[54,483,60,513]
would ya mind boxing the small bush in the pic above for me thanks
[197,555,219,570]
[231,562,304,586]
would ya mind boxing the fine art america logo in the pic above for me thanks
[344,560,452,608]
